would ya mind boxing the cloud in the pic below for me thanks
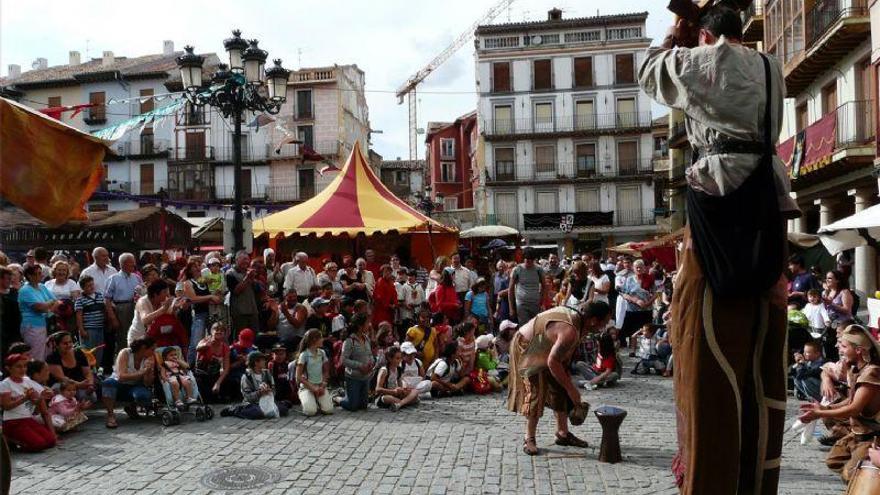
[1,0,673,159]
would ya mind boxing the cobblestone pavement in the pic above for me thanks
[10,362,844,495]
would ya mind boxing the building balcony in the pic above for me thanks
[175,107,210,127]
[167,146,272,163]
[486,208,656,231]
[482,112,652,141]
[486,158,654,185]
[265,184,316,203]
[129,137,171,158]
[290,68,336,84]
[652,153,671,174]
[741,1,764,45]
[97,180,170,197]
[782,0,870,96]
[668,121,688,148]
[779,99,875,187]
[269,140,342,160]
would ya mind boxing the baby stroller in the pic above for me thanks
[153,346,214,426]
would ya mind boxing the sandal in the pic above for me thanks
[555,431,589,448]
[105,415,118,429]
[522,437,538,456]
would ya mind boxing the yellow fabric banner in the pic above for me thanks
[1,97,107,225]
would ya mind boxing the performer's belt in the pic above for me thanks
[854,431,880,442]
[697,140,772,159]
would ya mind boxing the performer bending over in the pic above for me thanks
[507,302,611,455]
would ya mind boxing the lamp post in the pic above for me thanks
[417,186,442,260]
[177,30,290,252]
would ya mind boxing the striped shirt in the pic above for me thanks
[74,292,106,331]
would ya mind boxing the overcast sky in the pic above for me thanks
[1,0,672,159]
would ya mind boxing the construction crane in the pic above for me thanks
[396,0,514,160]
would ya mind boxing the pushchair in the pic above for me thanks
[153,346,214,426]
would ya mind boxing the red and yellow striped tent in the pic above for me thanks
[254,143,457,265]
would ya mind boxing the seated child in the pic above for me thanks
[456,321,477,376]
[269,345,292,403]
[474,334,502,391]
[431,312,452,353]
[374,322,397,370]
[791,340,824,402]
[406,309,438,365]
[375,347,420,411]
[573,332,619,389]
[399,342,432,397]
[495,321,516,365]
[26,360,56,403]
[49,380,90,432]
[294,329,333,416]
[223,351,289,419]
[427,342,470,398]
[632,323,666,375]
[1,354,56,452]
[160,347,197,408]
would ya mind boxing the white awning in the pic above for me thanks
[817,203,880,255]
[459,225,519,239]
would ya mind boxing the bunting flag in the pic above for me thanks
[38,103,97,121]
[92,98,185,141]
[317,161,341,176]
[302,145,324,162]
[1,97,108,225]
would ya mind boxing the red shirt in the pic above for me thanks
[429,285,460,321]
[366,262,382,280]
[146,314,188,349]
[372,278,398,326]
[639,273,655,291]
[592,354,616,374]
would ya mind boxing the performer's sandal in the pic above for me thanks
[555,432,589,448]
[522,437,538,455]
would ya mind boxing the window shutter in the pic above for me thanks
[574,57,592,87]
[492,62,511,92]
[534,59,552,90]
[615,54,634,84]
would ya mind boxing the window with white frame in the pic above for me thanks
[440,138,455,158]
[607,27,641,41]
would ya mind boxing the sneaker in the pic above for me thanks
[186,397,199,404]
[332,396,344,407]
[390,403,401,412]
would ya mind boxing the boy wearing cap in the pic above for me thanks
[799,324,880,482]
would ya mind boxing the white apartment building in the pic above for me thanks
[1,42,182,213]
[475,9,658,253]
[265,65,370,203]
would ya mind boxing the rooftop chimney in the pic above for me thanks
[69,51,81,66]
[548,8,563,21]
[33,58,48,70]
[163,40,174,56]
[7,64,21,79]
[102,51,114,66]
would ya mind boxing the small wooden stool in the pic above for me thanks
[594,405,627,463]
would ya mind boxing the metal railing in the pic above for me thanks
[265,184,315,202]
[487,158,654,183]
[806,0,868,48]
[169,146,216,161]
[131,137,170,156]
[616,208,656,227]
[483,112,652,137]
[269,140,342,159]
[669,121,687,142]
[101,180,171,196]
[835,99,876,148]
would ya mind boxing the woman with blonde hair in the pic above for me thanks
[426,255,450,295]
[44,261,81,301]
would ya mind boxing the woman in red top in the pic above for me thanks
[371,265,398,328]
[429,269,461,324]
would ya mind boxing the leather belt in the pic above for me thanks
[697,140,772,159]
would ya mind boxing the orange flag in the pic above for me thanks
[1,97,107,225]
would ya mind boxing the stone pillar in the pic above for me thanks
[814,198,835,228]
[849,188,877,299]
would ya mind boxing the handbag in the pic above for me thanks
[259,394,279,418]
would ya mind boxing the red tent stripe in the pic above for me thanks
[300,154,364,228]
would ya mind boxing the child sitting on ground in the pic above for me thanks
[456,321,477,376]
[159,347,197,409]
[268,345,292,403]
[294,329,333,416]
[399,342,432,398]
[432,312,452,352]
[573,332,620,389]
[26,360,56,403]
[223,351,289,419]
[474,334,502,391]
[427,342,470,398]
[791,340,824,402]
[374,322,397,369]
[48,380,90,432]
[632,323,666,375]
[1,354,56,452]
[375,347,420,411]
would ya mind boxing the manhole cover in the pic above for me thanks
[200,466,280,490]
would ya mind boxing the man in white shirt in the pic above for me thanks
[283,252,317,303]
[450,253,477,301]
[80,246,117,295]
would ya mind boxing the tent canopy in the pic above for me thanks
[460,225,519,239]
[818,203,880,254]
[253,142,453,238]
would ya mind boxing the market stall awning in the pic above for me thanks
[460,225,519,239]
[818,203,880,254]
[253,142,454,238]
[1,97,109,225]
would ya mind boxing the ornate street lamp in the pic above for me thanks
[177,30,290,252]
